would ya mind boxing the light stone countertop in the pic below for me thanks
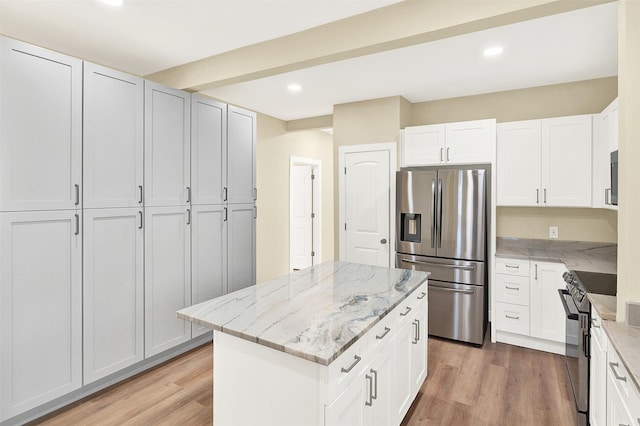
[177,261,429,366]
[602,320,640,394]
[589,294,617,321]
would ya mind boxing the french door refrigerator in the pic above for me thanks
[396,168,488,346]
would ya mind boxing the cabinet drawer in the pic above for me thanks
[326,338,366,404]
[495,302,530,335]
[495,274,530,306]
[495,258,530,276]
[607,341,634,403]
[367,311,396,354]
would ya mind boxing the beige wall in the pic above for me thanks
[616,0,640,320]
[256,113,334,282]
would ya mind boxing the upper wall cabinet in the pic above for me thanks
[191,95,227,205]
[593,98,618,210]
[497,115,593,207]
[400,119,495,167]
[0,37,82,212]
[227,106,257,204]
[83,63,144,209]
[144,81,191,208]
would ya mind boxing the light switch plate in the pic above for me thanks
[549,226,558,239]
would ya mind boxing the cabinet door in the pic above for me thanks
[0,211,81,420]
[391,318,413,423]
[541,115,592,207]
[144,81,191,207]
[529,262,566,343]
[83,208,144,384]
[191,205,227,337]
[227,106,256,204]
[227,204,256,294]
[0,37,82,212]
[325,371,366,426]
[144,206,192,357]
[191,96,226,205]
[589,328,607,426]
[411,303,428,396]
[83,63,143,209]
[444,119,494,164]
[364,345,393,426]
[401,124,445,166]
[496,120,541,206]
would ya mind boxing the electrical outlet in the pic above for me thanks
[549,226,558,239]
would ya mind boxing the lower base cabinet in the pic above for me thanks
[589,308,607,426]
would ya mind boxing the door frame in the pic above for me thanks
[338,142,397,267]
[289,156,321,272]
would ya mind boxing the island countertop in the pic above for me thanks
[177,261,429,366]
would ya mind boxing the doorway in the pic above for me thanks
[289,157,321,272]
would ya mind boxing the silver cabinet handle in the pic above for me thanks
[254,187,257,200]
[376,327,391,340]
[412,319,420,344]
[609,362,627,382]
[536,188,539,204]
[446,147,450,162]
[534,264,538,280]
[138,185,143,204]
[505,264,520,270]
[591,318,600,328]
[223,187,228,202]
[505,314,520,320]
[340,354,361,373]
[400,258,475,271]
[138,211,143,229]
[186,209,191,225]
[440,147,444,162]
[186,186,191,203]
[505,285,519,291]
[224,207,228,222]
[605,188,611,205]
[400,306,412,316]
[365,373,373,406]
[370,368,378,400]
[543,188,547,203]
[417,291,426,300]
[254,206,257,219]
[74,213,80,235]
[74,184,80,206]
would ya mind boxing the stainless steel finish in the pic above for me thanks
[365,374,373,406]
[74,213,80,235]
[187,208,191,225]
[400,258,475,271]
[138,185,143,204]
[186,186,191,203]
[371,369,378,400]
[341,354,361,373]
[74,184,80,206]
[505,285,519,291]
[609,362,627,382]
[138,211,143,229]
[397,254,485,286]
[412,320,419,344]
[505,264,520,270]
[376,327,391,340]
[430,286,474,295]
[380,238,387,244]
[396,170,437,257]
[400,306,412,316]
[428,281,485,345]
[436,178,443,248]
[430,179,436,248]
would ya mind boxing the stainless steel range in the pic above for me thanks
[560,270,617,426]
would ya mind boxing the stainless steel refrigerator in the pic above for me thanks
[396,167,488,346]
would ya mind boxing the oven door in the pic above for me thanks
[558,289,589,421]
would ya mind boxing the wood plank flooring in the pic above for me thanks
[33,336,576,426]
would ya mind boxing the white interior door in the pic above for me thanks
[290,165,313,270]
[343,149,391,267]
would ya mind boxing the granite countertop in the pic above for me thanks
[177,261,429,366]
[588,294,617,321]
[495,237,617,274]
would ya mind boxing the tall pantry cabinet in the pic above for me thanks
[0,35,257,423]
[0,38,83,419]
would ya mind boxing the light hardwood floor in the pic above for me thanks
[33,335,576,426]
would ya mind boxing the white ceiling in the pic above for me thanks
[0,1,618,122]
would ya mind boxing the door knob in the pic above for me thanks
[380,238,387,244]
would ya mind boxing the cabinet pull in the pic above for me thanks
[591,318,600,328]
[416,319,421,342]
[223,187,228,202]
[440,147,444,162]
[446,147,450,162]
[370,368,378,400]
[543,188,547,203]
[505,264,520,270]
[74,214,80,235]
[224,207,228,222]
[365,373,373,406]
[412,320,419,344]
[186,209,191,225]
[186,186,191,203]
[138,185,143,204]
[417,291,427,300]
[534,264,538,280]
[138,211,143,229]
[254,187,257,200]
[376,327,391,340]
[400,306,412,317]
[505,285,519,291]
[340,354,361,373]
[505,314,520,320]
[74,184,80,206]
[254,206,257,219]
[609,362,627,382]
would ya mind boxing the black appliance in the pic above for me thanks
[559,270,617,426]
[610,150,618,206]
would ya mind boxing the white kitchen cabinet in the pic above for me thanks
[227,203,256,293]
[191,205,227,337]
[589,307,607,426]
[496,120,542,206]
[606,337,640,426]
[593,98,618,210]
[0,37,82,212]
[364,342,394,426]
[227,105,257,204]
[144,81,191,208]
[191,95,227,205]
[83,208,144,384]
[325,371,367,426]
[0,210,82,420]
[410,301,428,396]
[529,261,567,343]
[401,119,495,167]
[144,206,192,357]
[83,63,143,209]
[497,115,593,207]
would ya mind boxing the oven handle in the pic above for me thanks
[558,289,579,320]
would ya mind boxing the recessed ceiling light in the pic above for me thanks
[100,0,123,6]
[483,46,504,57]
[288,84,302,92]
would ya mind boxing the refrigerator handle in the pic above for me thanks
[437,178,443,248]
[431,179,436,249]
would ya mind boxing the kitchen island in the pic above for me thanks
[177,261,429,426]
